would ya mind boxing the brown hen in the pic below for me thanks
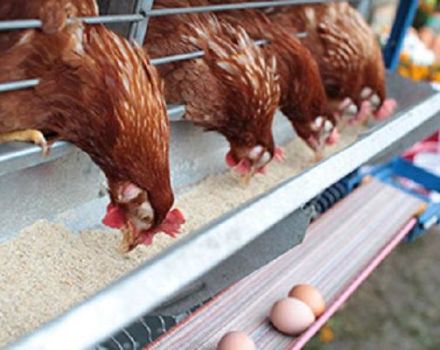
[145,0,282,179]
[267,2,396,123]
[0,0,184,251]
[208,0,339,157]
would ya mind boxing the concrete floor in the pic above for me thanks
[306,227,440,350]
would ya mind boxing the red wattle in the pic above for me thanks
[102,203,126,229]
[138,208,186,245]
[225,151,237,167]
[234,159,251,175]
[326,127,340,145]
[257,165,268,174]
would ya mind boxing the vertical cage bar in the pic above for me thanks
[129,0,154,45]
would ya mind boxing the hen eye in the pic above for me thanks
[138,212,153,222]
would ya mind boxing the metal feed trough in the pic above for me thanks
[0,1,439,349]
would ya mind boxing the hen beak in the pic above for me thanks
[240,166,258,186]
[120,220,144,253]
[120,225,136,253]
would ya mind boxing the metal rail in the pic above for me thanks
[0,41,270,93]
[9,90,440,350]
[0,0,325,32]
[0,42,267,91]
[0,15,144,31]
[0,79,39,93]
[146,0,325,16]
[0,33,305,91]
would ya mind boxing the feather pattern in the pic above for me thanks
[206,0,336,152]
[0,0,177,246]
[145,0,281,172]
[268,2,388,110]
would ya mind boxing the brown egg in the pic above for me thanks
[269,297,315,335]
[217,331,256,350]
[288,284,326,317]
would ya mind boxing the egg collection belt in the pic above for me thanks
[103,179,421,350]
[97,174,356,350]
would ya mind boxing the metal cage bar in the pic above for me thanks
[0,0,326,32]
[0,15,144,31]
[129,0,155,45]
[0,0,319,94]
[0,79,39,93]
[0,35,305,92]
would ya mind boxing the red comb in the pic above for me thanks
[102,203,126,229]
[165,208,185,225]
[225,151,237,167]
[139,208,186,246]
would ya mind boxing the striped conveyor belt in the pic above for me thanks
[146,179,422,349]
[95,176,355,350]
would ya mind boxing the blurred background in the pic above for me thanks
[303,3,440,348]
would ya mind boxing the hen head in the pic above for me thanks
[225,137,275,177]
[288,83,340,157]
[103,182,185,252]
[293,113,338,159]
[187,19,281,177]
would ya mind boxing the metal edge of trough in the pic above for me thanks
[8,92,440,350]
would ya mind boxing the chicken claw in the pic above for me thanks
[0,129,49,156]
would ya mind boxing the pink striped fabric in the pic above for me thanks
[148,179,423,350]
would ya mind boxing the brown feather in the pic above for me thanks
[145,0,280,169]
[0,0,175,239]
[206,0,336,150]
[268,2,388,110]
